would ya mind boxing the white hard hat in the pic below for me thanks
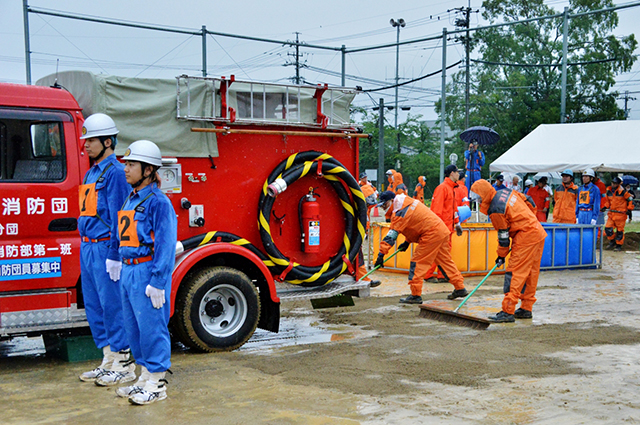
[385,169,393,175]
[122,140,163,167]
[80,113,119,140]
[525,179,533,186]
[582,168,595,178]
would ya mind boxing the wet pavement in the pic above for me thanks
[3,250,640,424]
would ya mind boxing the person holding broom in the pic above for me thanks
[470,179,547,323]
[374,190,468,304]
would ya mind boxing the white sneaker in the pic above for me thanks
[79,346,114,382]
[128,372,167,405]
[95,350,136,387]
[116,366,150,398]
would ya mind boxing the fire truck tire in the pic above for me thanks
[172,266,260,352]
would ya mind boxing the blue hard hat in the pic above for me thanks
[376,190,396,206]
[561,169,573,176]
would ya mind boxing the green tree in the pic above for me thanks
[442,0,637,170]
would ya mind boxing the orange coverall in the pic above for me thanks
[552,181,578,224]
[603,185,634,246]
[425,178,460,279]
[414,176,426,203]
[527,185,550,222]
[385,171,404,222]
[471,180,547,315]
[455,182,470,207]
[379,195,464,296]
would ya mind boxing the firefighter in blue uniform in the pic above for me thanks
[77,113,134,386]
[464,141,485,192]
[115,140,177,405]
[576,168,601,225]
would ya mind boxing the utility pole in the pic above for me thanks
[378,98,385,191]
[23,0,32,85]
[286,32,303,84]
[619,90,636,118]
[390,18,406,153]
[453,4,473,129]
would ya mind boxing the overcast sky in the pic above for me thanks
[2,0,640,121]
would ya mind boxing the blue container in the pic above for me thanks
[540,223,596,268]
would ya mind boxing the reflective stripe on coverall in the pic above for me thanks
[603,185,634,246]
[552,182,578,224]
[526,185,550,222]
[78,153,130,351]
[576,182,601,224]
[464,149,484,192]
[471,180,547,314]
[119,182,177,373]
[379,195,464,296]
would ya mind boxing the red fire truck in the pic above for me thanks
[0,71,369,351]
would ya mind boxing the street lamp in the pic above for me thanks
[390,18,405,152]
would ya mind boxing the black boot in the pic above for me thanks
[488,311,515,323]
[606,241,616,250]
[369,280,382,288]
[447,288,469,300]
[613,245,622,252]
[514,308,532,319]
[399,295,423,304]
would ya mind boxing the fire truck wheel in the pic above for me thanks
[172,266,261,352]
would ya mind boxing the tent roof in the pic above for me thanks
[490,120,640,173]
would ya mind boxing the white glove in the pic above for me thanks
[105,259,122,282]
[590,219,597,225]
[145,284,165,309]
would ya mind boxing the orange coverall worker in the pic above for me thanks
[413,176,426,203]
[552,181,579,224]
[527,184,550,222]
[455,181,470,207]
[385,171,404,222]
[602,185,634,247]
[425,178,461,280]
[593,177,607,226]
[379,195,465,297]
[471,180,547,315]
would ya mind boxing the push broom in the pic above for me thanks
[356,248,402,283]
[419,262,502,330]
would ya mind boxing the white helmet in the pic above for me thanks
[525,179,533,186]
[122,140,163,167]
[582,168,595,178]
[385,169,393,176]
[80,113,119,140]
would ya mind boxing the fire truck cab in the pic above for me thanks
[0,72,369,352]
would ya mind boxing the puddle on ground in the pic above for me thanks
[1,314,375,359]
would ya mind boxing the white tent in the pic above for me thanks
[490,120,640,173]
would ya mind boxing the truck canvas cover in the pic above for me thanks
[36,71,219,158]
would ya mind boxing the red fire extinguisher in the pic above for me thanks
[300,188,320,253]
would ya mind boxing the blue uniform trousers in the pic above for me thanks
[80,241,128,351]
[466,170,481,192]
[121,261,172,373]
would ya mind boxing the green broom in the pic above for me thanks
[356,248,402,283]
[418,262,501,330]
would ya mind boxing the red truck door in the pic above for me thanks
[0,108,83,313]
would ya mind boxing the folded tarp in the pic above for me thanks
[36,71,218,158]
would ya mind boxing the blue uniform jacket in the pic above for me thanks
[492,183,507,191]
[576,182,601,222]
[118,183,177,291]
[78,154,130,261]
[464,149,485,172]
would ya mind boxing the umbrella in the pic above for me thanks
[622,175,638,186]
[459,126,500,145]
